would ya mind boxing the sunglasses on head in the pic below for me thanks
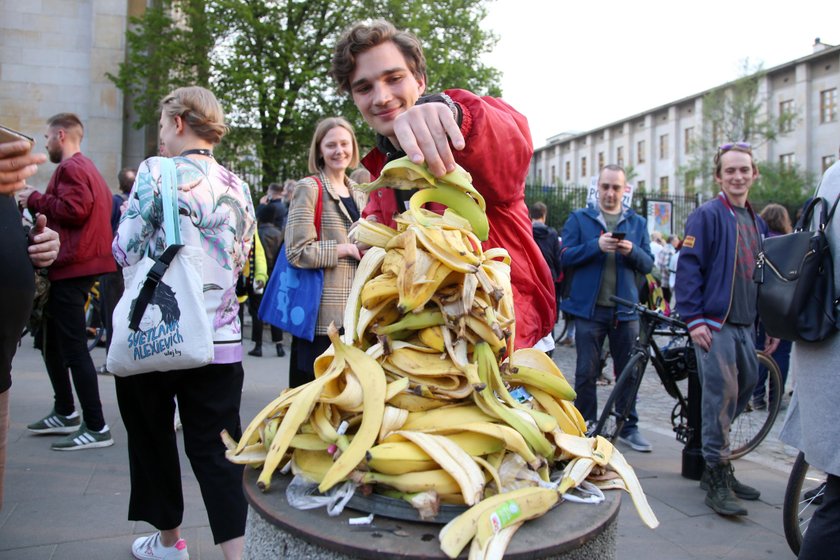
[715,141,752,165]
[719,141,751,152]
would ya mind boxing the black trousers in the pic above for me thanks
[43,276,106,431]
[799,473,840,560]
[114,362,247,544]
[98,269,124,352]
[289,334,330,388]
[246,290,283,345]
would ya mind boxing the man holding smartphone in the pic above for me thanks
[560,164,654,451]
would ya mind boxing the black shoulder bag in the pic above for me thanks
[754,195,840,342]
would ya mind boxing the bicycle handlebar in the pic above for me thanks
[609,294,687,330]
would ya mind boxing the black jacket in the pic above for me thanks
[532,222,562,281]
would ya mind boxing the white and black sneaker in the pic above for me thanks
[27,410,81,434]
[50,423,114,451]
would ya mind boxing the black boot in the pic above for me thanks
[700,462,760,500]
[248,344,262,357]
[276,343,285,357]
[703,462,747,516]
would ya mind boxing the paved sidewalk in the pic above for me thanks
[0,336,798,559]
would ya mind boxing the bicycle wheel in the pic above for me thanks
[84,289,105,352]
[729,351,782,459]
[554,311,569,344]
[592,352,646,441]
[783,451,826,555]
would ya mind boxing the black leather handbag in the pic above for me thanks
[754,195,840,342]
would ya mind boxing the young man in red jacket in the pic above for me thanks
[17,113,116,451]
[329,19,555,350]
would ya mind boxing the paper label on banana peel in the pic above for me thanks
[489,500,522,533]
[509,386,533,404]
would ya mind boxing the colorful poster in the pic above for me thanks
[646,199,673,236]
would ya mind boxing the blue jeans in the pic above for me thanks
[573,306,639,435]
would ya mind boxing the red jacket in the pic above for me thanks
[361,89,555,349]
[28,153,116,281]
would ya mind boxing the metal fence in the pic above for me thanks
[524,183,702,239]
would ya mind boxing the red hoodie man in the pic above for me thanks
[330,19,555,349]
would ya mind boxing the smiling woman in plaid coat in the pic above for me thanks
[284,117,368,387]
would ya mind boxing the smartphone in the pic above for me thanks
[611,231,626,240]
[0,124,35,147]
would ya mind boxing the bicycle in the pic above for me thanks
[554,309,572,344]
[591,295,783,460]
[84,281,105,352]
[783,451,826,555]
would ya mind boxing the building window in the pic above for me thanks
[550,165,556,184]
[659,134,669,159]
[779,99,795,132]
[637,140,646,163]
[823,155,837,172]
[581,157,587,178]
[565,161,571,182]
[616,146,624,167]
[820,88,837,123]
[659,176,669,195]
[636,180,646,193]
[598,151,604,171]
[536,169,542,184]
[780,153,796,170]
[684,127,694,153]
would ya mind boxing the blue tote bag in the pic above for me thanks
[258,177,324,342]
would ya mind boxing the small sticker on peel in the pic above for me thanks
[489,499,522,533]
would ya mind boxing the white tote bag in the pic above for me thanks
[107,159,214,376]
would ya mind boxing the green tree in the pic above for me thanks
[109,0,501,193]
[750,161,816,216]
[108,0,215,156]
[685,60,800,195]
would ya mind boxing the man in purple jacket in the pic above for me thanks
[676,142,778,516]
[17,113,116,451]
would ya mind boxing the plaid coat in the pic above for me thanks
[285,172,368,335]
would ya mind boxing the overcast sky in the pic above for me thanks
[482,0,840,148]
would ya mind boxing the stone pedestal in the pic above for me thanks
[243,469,620,559]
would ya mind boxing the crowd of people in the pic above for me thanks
[1,16,838,560]
[531,141,837,542]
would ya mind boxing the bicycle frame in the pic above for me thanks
[591,295,689,440]
[592,295,783,460]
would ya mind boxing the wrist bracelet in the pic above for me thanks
[439,92,460,122]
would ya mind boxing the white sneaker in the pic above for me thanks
[132,532,189,560]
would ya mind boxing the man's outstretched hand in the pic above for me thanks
[392,103,465,178]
